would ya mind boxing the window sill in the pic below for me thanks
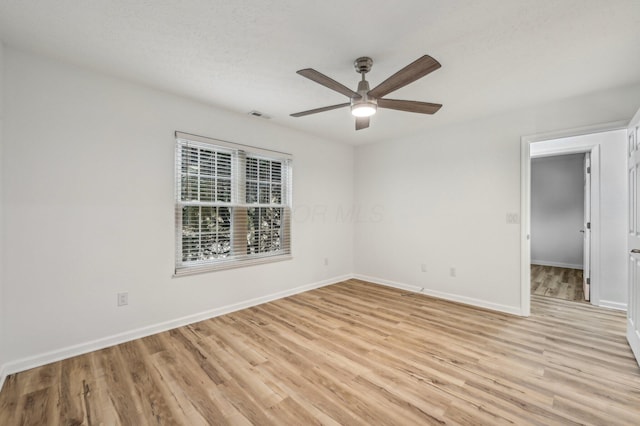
[173,254,293,277]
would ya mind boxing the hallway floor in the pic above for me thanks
[531,264,586,303]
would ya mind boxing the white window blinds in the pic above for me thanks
[175,131,292,275]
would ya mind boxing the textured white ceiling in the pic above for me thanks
[1,0,639,145]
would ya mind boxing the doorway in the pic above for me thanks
[530,152,589,304]
[520,122,629,316]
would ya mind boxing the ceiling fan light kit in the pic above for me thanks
[291,55,443,130]
[351,102,377,117]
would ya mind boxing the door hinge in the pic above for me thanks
[586,277,590,284]
[587,222,591,229]
[587,166,591,174]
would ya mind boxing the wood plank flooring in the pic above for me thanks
[531,264,586,303]
[1,279,639,425]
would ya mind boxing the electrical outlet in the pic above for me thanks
[450,267,456,277]
[117,292,128,307]
[506,212,520,224]
[421,264,427,273]
[324,257,329,266]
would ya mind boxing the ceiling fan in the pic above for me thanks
[290,55,443,130]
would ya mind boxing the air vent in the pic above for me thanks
[247,110,271,119]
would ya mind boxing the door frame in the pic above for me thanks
[520,120,628,316]
[583,152,591,300]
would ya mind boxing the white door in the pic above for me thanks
[583,153,591,301]
[627,108,640,366]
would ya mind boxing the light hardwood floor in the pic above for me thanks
[1,279,639,425]
[531,264,586,303]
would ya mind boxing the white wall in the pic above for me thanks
[531,154,585,269]
[354,84,640,315]
[1,47,355,372]
[0,41,5,385]
[532,130,628,308]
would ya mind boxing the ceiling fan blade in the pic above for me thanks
[368,55,441,99]
[377,99,442,114]
[356,116,370,130]
[290,103,350,117]
[297,69,359,98]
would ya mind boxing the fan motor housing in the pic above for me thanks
[354,57,373,74]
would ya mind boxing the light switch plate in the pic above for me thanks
[506,213,520,224]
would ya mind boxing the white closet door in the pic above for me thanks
[627,108,640,366]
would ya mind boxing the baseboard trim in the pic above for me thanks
[352,274,524,316]
[598,300,627,311]
[1,274,351,382]
[531,260,583,270]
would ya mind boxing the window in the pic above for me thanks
[175,132,292,275]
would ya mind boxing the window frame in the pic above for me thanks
[174,131,292,276]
